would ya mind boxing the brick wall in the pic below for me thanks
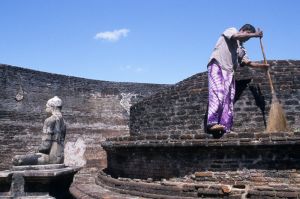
[103,132,300,180]
[130,60,300,136]
[0,64,169,170]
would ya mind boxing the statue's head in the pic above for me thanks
[46,96,63,114]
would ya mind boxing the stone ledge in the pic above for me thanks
[107,131,298,141]
[0,171,11,178]
[0,166,81,178]
[102,132,300,148]
[11,164,65,171]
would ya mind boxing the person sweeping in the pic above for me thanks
[207,24,269,135]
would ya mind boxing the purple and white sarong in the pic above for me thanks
[207,60,235,133]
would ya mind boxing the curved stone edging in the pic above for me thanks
[96,170,224,198]
[96,170,300,198]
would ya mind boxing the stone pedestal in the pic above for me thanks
[0,164,80,199]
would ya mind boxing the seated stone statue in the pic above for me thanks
[13,96,66,165]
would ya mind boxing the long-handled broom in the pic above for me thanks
[259,37,289,133]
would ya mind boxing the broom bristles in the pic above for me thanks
[266,93,289,133]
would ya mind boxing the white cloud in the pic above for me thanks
[94,28,130,42]
[135,67,143,72]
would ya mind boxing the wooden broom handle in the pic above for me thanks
[259,37,275,94]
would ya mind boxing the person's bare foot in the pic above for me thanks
[209,124,225,131]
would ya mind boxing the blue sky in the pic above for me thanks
[1,1,299,84]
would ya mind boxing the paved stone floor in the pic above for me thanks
[71,167,300,199]
[70,167,145,199]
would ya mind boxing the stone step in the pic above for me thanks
[191,170,300,185]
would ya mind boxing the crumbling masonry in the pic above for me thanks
[1,60,300,198]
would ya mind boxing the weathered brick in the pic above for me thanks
[0,64,168,173]
[195,172,213,177]
[130,61,300,137]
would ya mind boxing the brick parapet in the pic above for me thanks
[0,64,169,171]
[130,60,300,136]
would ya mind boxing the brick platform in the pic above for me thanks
[96,132,300,198]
